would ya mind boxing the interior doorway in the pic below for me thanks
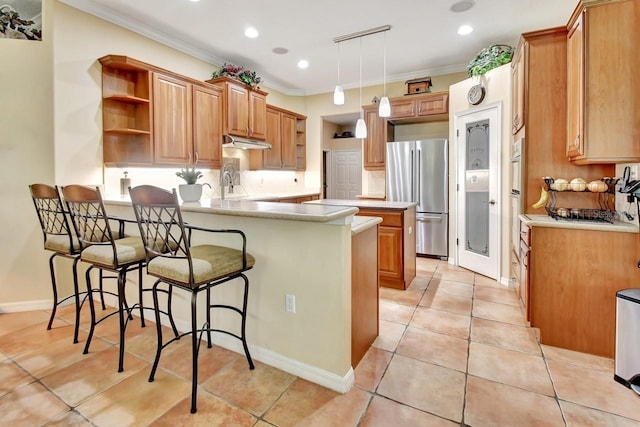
[330,149,362,199]
[454,103,501,280]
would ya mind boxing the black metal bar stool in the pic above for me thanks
[29,184,85,343]
[62,185,177,372]
[129,184,255,414]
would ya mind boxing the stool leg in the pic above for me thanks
[71,257,81,344]
[240,274,254,370]
[82,266,97,355]
[206,287,212,348]
[190,291,199,414]
[167,285,179,338]
[46,253,59,331]
[99,269,106,310]
[138,263,145,327]
[117,269,128,373]
[149,280,164,382]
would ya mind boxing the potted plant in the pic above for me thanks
[176,166,209,202]
[466,44,514,77]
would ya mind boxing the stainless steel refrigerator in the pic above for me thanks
[386,139,448,258]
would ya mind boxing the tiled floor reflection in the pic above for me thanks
[1,258,639,426]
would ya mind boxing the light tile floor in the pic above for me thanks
[1,258,639,426]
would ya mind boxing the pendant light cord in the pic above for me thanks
[383,31,386,97]
[359,36,363,118]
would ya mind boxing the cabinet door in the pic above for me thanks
[262,108,282,169]
[281,113,297,169]
[226,82,249,137]
[511,44,525,134]
[153,73,192,165]
[416,92,448,116]
[192,84,223,168]
[378,225,403,283]
[248,90,267,140]
[363,105,386,170]
[566,13,584,159]
[389,98,416,119]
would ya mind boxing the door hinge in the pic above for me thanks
[456,129,459,137]
[456,183,459,191]
[456,238,459,246]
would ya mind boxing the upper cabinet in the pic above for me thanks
[363,104,395,171]
[389,91,449,122]
[100,55,152,166]
[100,55,223,168]
[250,105,306,171]
[566,0,640,164]
[205,76,267,141]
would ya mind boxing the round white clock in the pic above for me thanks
[468,84,486,105]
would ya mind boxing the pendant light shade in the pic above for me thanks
[355,118,367,138]
[379,96,391,117]
[378,31,390,118]
[356,37,367,138]
[333,85,344,105]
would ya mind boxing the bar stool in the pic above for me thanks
[29,184,85,343]
[62,185,174,372]
[129,184,255,414]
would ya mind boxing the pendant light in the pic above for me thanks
[355,36,367,139]
[378,31,390,117]
[333,43,344,105]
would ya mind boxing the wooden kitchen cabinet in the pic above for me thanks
[192,83,223,168]
[527,224,640,358]
[250,105,306,171]
[389,91,449,121]
[99,55,152,166]
[100,55,223,167]
[512,29,613,215]
[357,207,416,290]
[565,0,640,164]
[152,76,223,167]
[363,104,394,171]
[206,76,267,141]
[153,73,193,165]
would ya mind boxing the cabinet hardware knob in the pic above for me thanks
[195,151,199,163]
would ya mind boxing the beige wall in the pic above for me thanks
[0,0,54,306]
[448,64,512,282]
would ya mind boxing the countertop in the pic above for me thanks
[213,190,320,202]
[356,194,386,200]
[520,214,639,233]
[103,196,358,223]
[304,199,418,210]
[351,215,383,236]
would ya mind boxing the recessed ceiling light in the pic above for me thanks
[297,59,309,69]
[244,27,259,38]
[272,47,288,55]
[457,24,473,35]
[189,0,200,2]
[450,0,475,12]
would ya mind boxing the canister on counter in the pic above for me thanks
[120,171,131,196]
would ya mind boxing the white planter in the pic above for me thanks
[178,184,203,202]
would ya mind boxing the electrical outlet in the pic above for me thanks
[285,294,296,313]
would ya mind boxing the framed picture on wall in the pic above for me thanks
[1,0,42,41]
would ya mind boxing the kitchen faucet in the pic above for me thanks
[220,163,235,200]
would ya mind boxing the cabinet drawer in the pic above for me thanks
[358,209,402,227]
[520,222,531,246]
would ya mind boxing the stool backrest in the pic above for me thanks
[61,185,120,263]
[129,185,192,271]
[29,183,79,255]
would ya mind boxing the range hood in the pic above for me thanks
[222,135,272,150]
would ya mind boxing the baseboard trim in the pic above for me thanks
[0,299,64,313]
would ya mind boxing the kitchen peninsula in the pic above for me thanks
[103,197,368,393]
[306,199,417,290]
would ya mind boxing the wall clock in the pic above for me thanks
[467,84,486,105]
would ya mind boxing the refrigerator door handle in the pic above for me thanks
[410,150,415,202]
[416,148,421,205]
[417,215,445,221]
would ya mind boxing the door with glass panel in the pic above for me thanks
[455,105,500,280]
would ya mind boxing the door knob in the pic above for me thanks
[489,199,496,205]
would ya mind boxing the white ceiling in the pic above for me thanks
[59,0,576,96]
